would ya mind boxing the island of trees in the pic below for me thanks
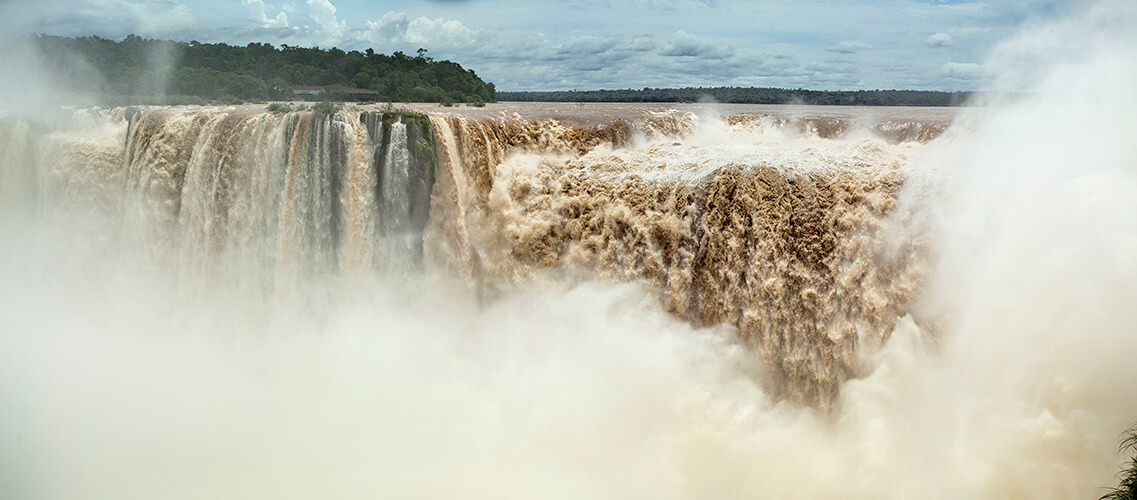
[27,34,496,105]
[497,87,974,106]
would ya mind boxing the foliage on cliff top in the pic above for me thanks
[25,34,496,105]
[310,101,341,119]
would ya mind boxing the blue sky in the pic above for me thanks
[0,0,1071,91]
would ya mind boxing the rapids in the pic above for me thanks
[2,104,939,407]
[2,4,1137,496]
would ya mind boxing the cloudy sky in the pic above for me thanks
[0,0,1071,91]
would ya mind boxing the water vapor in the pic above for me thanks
[2,2,1136,499]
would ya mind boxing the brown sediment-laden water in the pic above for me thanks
[1,90,1135,499]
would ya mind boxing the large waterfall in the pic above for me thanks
[3,105,935,406]
[424,110,932,407]
[2,93,1136,499]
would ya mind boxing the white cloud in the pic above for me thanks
[621,36,656,52]
[941,61,984,79]
[925,32,952,47]
[407,17,476,46]
[306,0,345,38]
[363,12,410,42]
[556,36,619,56]
[660,31,733,59]
[243,0,289,28]
[826,40,869,54]
[361,12,477,49]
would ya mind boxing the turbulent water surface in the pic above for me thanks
[3,10,1137,498]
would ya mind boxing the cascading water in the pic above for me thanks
[382,117,410,232]
[421,111,928,406]
[11,107,437,289]
[3,4,1137,494]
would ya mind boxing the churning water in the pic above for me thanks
[2,3,1137,499]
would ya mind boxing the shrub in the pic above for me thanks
[1102,424,1137,500]
[414,137,433,161]
[311,101,341,119]
[266,102,292,113]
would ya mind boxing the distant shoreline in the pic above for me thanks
[496,87,980,107]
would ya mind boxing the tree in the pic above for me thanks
[26,34,496,104]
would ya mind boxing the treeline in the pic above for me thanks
[497,87,973,106]
[27,34,496,104]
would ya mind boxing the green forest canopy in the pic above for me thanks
[27,34,496,104]
[27,34,977,107]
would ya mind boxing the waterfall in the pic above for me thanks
[4,95,1135,499]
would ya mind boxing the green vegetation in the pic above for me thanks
[1102,424,1137,500]
[415,137,434,161]
[310,101,341,119]
[497,87,975,107]
[266,102,293,113]
[26,34,496,105]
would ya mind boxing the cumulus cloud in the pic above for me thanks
[555,36,619,57]
[361,12,476,48]
[826,40,869,53]
[622,36,656,52]
[306,0,346,38]
[661,31,733,59]
[243,0,289,28]
[363,12,409,42]
[925,32,952,47]
[407,17,476,46]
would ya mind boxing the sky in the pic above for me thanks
[0,0,1072,91]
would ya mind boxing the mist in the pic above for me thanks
[2,2,1136,499]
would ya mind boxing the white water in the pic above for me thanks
[2,3,1137,500]
[383,119,411,232]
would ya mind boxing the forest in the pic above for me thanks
[25,34,975,107]
[27,34,496,105]
[497,87,974,106]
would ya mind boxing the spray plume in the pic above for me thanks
[2,2,1136,499]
